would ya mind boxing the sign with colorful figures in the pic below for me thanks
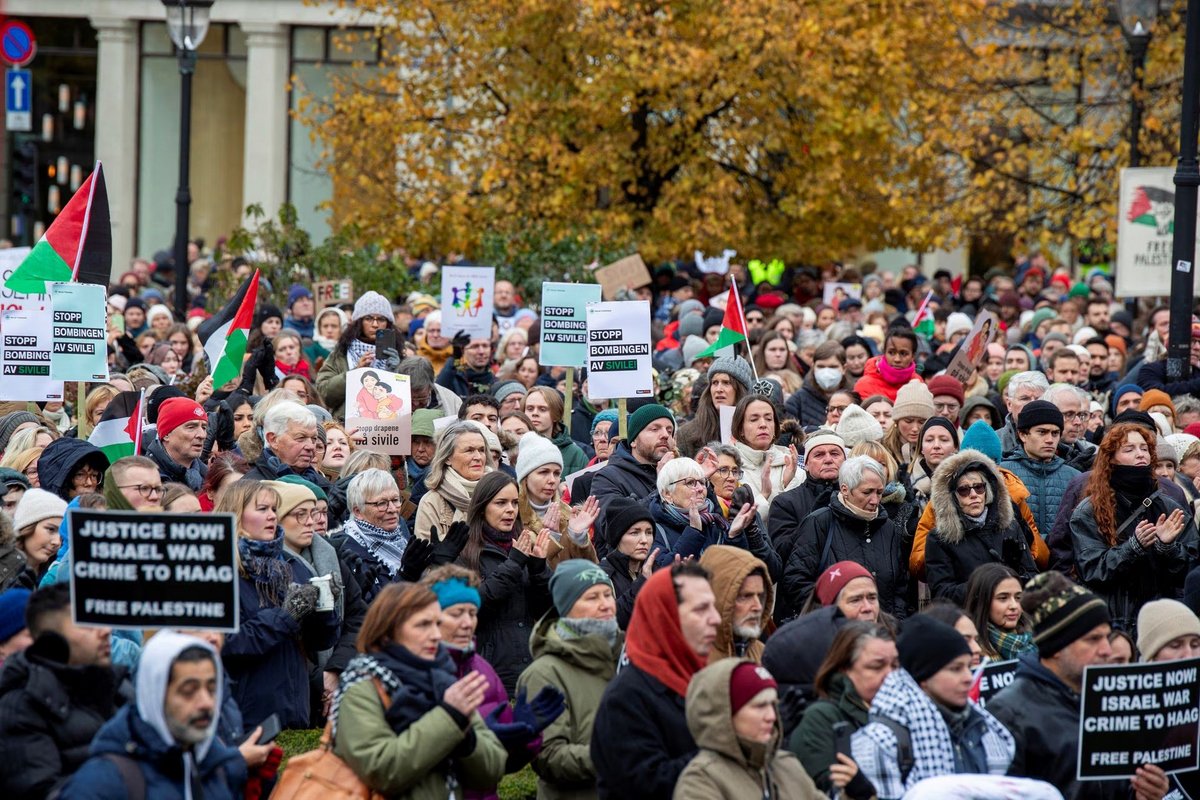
[440,265,495,341]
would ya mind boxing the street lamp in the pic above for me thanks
[162,0,214,320]
[1117,0,1158,167]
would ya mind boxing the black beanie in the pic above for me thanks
[146,386,186,424]
[898,615,972,683]
[605,497,655,551]
[919,416,960,449]
[1112,409,1157,434]
[1017,399,1064,432]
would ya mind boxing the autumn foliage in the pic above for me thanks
[299,0,1185,265]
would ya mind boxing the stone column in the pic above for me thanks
[90,16,138,272]
[241,22,290,223]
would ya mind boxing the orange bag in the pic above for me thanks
[272,679,389,800]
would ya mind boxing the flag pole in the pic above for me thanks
[731,281,758,382]
[134,389,145,455]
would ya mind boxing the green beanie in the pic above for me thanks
[627,403,675,443]
[276,474,328,502]
[550,559,614,616]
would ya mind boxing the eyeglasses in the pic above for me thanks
[713,467,744,479]
[362,315,390,325]
[364,497,402,510]
[934,402,960,414]
[1062,411,1089,421]
[955,482,987,498]
[826,405,850,414]
[119,483,164,499]
[287,509,318,523]
[73,468,101,484]
[671,478,705,490]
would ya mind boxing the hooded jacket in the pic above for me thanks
[924,451,1037,604]
[959,396,1001,429]
[0,633,132,800]
[552,429,590,476]
[999,451,1079,541]
[783,493,909,620]
[850,668,1014,800]
[62,631,247,800]
[674,658,823,800]
[699,545,774,663]
[37,437,108,501]
[1058,437,1098,472]
[988,653,1129,800]
[517,612,622,800]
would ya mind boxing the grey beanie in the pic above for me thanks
[679,312,705,340]
[708,356,754,393]
[0,412,41,456]
[682,335,709,367]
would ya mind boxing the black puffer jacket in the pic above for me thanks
[37,437,108,500]
[0,634,131,800]
[1070,490,1198,633]
[784,381,835,428]
[924,451,1037,605]
[782,494,908,620]
[768,475,839,621]
[592,442,659,536]
[600,549,647,630]
[465,543,552,694]
[988,654,1128,800]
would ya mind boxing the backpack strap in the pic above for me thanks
[876,718,915,785]
[1115,491,1163,541]
[101,753,146,800]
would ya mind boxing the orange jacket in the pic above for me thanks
[909,466,1049,580]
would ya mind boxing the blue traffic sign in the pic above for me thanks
[6,69,30,114]
[0,21,35,68]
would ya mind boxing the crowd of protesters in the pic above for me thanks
[0,250,1198,799]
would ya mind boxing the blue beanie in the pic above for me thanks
[961,419,1002,463]
[1111,384,1144,416]
[430,577,481,609]
[0,588,31,642]
[591,408,619,436]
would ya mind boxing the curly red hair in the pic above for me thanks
[1086,422,1157,546]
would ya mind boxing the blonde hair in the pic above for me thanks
[851,441,898,483]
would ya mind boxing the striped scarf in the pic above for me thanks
[344,516,410,578]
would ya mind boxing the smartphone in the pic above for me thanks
[832,721,853,757]
[375,328,397,356]
[247,712,282,745]
[109,313,125,334]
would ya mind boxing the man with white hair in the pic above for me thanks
[999,371,1049,455]
[1044,384,1097,471]
[244,401,330,488]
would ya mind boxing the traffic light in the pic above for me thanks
[11,139,37,212]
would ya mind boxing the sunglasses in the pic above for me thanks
[955,482,987,498]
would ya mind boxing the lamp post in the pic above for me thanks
[162,0,214,320]
[1116,1,1157,320]
[1166,0,1200,381]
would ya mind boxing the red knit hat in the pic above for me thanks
[729,662,778,715]
[925,375,965,406]
[157,397,207,440]
[815,560,874,606]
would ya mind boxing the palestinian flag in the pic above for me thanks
[696,280,748,359]
[911,290,935,339]
[5,162,111,295]
[197,270,260,388]
[88,390,143,462]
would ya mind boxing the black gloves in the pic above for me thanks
[376,346,401,372]
[451,331,471,359]
[430,522,471,566]
[399,537,434,581]
[257,339,278,391]
[843,768,877,800]
[511,686,566,733]
[283,583,319,621]
[200,402,236,463]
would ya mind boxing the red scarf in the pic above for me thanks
[276,359,312,380]
[625,568,707,697]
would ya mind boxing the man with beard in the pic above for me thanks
[64,631,248,798]
[699,545,772,662]
[591,404,675,554]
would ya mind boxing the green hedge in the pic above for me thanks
[275,729,537,800]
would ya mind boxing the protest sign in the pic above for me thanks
[440,265,495,341]
[0,247,48,312]
[540,281,602,367]
[586,300,653,401]
[69,508,238,631]
[720,405,736,444]
[1078,657,1200,780]
[594,253,652,300]
[945,310,999,384]
[0,309,63,401]
[822,282,862,307]
[970,659,1018,708]
[345,367,412,455]
[1115,167,1200,298]
[314,278,354,309]
[50,282,109,381]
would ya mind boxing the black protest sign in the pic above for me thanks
[69,509,239,632]
[972,659,1017,708]
[1078,657,1200,780]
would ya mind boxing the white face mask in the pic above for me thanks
[814,367,843,390]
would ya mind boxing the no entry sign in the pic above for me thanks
[0,21,36,68]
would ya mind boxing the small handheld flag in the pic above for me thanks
[196,270,261,389]
[88,390,144,462]
[696,280,749,360]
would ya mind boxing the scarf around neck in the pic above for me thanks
[483,522,515,553]
[346,337,375,370]
[1111,464,1156,502]
[987,624,1036,660]
[345,516,409,577]
[437,468,479,511]
[839,492,879,521]
[877,357,916,386]
[557,616,620,648]
[238,531,292,607]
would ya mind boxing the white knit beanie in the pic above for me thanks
[945,312,973,340]
[516,431,563,484]
[891,380,936,422]
[352,291,393,322]
[803,428,846,460]
[13,488,68,534]
[836,404,883,448]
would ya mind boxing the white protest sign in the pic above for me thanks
[0,309,64,400]
[51,282,109,381]
[1116,167,1200,298]
[944,310,998,385]
[586,300,653,401]
[719,404,736,444]
[0,247,49,313]
[540,281,601,367]
[345,367,412,455]
[440,265,495,341]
